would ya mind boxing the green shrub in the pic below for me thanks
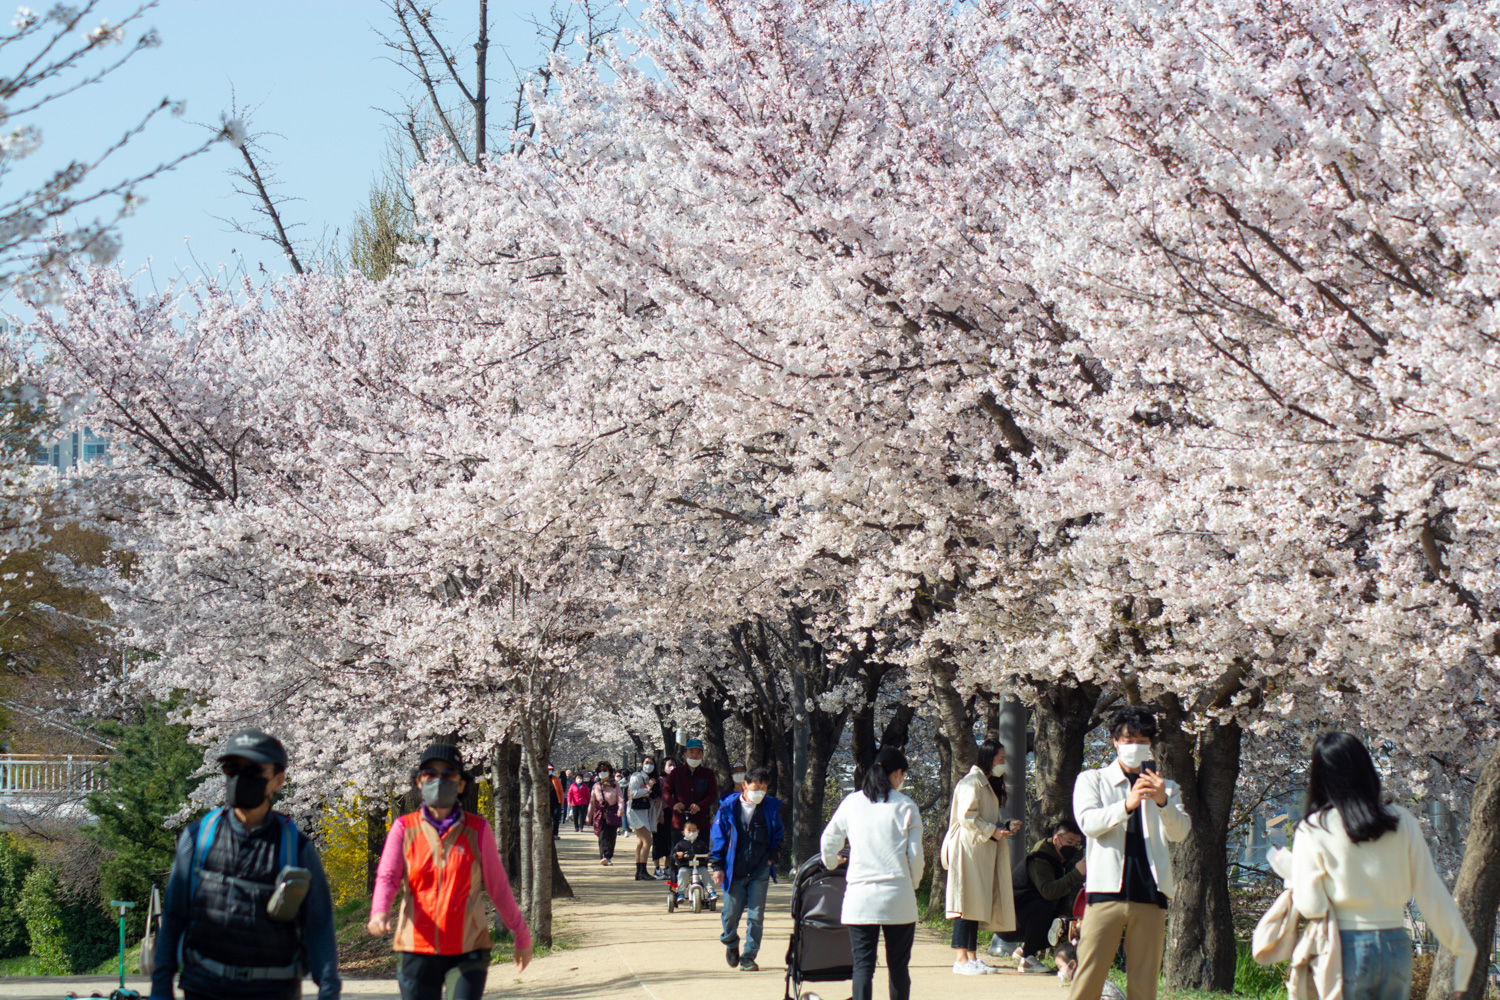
[1236,938,1289,1000]
[16,863,117,974]
[0,834,35,960]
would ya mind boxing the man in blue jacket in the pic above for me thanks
[710,765,783,973]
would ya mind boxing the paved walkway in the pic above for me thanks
[0,828,1064,999]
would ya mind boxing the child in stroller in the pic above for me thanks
[667,818,716,910]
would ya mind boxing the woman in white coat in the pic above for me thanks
[942,738,1015,974]
[820,746,924,1000]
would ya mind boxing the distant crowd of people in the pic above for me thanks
[139,712,1479,1000]
[551,738,782,973]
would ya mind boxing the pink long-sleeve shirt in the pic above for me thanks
[371,811,532,952]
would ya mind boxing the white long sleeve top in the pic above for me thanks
[1292,805,1475,990]
[820,788,925,925]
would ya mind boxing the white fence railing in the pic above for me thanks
[0,754,108,795]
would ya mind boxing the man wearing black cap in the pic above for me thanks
[149,728,340,1000]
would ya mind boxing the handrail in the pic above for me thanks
[0,754,109,793]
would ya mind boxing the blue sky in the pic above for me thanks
[19,0,598,290]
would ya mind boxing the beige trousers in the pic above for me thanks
[1069,901,1166,1000]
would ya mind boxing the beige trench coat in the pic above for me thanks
[941,765,1015,931]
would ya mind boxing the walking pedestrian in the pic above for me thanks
[367,743,532,1000]
[820,746,924,1000]
[942,738,1014,975]
[1292,732,1476,1000]
[589,761,624,865]
[710,765,784,972]
[567,774,590,832]
[1012,819,1086,966]
[652,757,677,878]
[1069,707,1190,1000]
[664,739,719,832]
[149,728,340,1000]
[626,756,665,880]
[549,764,566,839]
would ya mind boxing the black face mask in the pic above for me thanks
[226,770,270,810]
[1059,844,1080,861]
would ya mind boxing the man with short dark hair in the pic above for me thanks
[1011,818,1086,970]
[149,728,340,1000]
[1069,707,1190,1000]
[709,764,783,973]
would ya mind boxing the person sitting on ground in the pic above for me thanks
[668,817,712,898]
[1013,819,1087,966]
[1053,943,1124,1000]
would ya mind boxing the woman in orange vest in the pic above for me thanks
[367,743,533,1000]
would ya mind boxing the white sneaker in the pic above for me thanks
[953,960,986,976]
[1019,956,1048,973]
[1048,918,1067,947]
[971,960,999,974]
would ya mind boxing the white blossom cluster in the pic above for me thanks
[15,0,1500,804]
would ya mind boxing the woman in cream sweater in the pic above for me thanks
[821,746,925,1000]
[1292,733,1475,1000]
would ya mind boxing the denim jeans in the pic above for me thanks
[1340,929,1413,1000]
[720,865,772,960]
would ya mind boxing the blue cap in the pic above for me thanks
[684,738,705,750]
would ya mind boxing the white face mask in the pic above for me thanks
[991,764,1005,777]
[643,763,655,773]
[685,755,703,768]
[1117,742,1151,770]
[732,771,746,783]
[1057,965,1074,986]
[684,831,698,842]
[745,788,766,805]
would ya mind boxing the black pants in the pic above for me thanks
[1017,895,1060,957]
[849,922,915,1000]
[571,804,586,830]
[598,824,618,859]
[552,803,564,837]
[652,815,672,860]
[397,950,488,1000]
[951,916,980,951]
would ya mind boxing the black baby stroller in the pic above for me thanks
[784,855,853,1000]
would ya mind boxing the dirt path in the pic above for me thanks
[0,827,1065,999]
[492,827,1063,1000]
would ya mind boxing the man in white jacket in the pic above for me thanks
[1070,707,1191,1000]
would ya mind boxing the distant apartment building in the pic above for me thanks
[35,427,109,471]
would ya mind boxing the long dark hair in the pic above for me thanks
[977,739,1008,807]
[862,746,909,803]
[1304,732,1398,844]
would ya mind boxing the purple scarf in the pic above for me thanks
[421,804,463,837]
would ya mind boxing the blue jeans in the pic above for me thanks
[1340,929,1413,1000]
[720,865,772,961]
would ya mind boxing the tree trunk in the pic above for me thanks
[551,843,574,900]
[490,742,522,881]
[929,658,979,781]
[795,707,848,865]
[1031,681,1101,828]
[927,729,956,917]
[519,720,555,947]
[1157,708,1242,992]
[1428,740,1500,1000]
[697,691,733,787]
[365,801,389,893]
